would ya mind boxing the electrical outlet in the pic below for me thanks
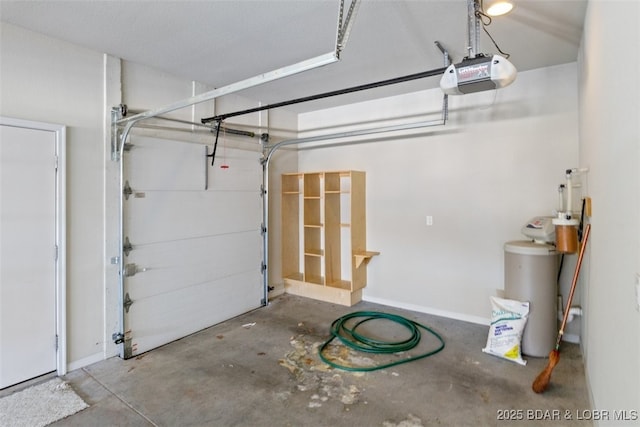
[426,215,433,226]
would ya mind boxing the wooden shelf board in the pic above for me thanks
[354,251,380,268]
[326,280,351,290]
[284,278,362,306]
[304,250,323,257]
[283,272,304,282]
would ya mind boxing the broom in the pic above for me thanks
[532,223,591,393]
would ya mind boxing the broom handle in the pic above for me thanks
[556,223,591,347]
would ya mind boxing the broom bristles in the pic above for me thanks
[532,349,560,393]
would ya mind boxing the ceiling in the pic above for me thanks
[0,0,588,115]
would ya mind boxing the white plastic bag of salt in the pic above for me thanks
[482,296,529,366]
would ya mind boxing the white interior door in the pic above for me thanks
[121,135,263,358]
[0,124,58,388]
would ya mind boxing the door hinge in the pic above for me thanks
[55,334,59,350]
[54,245,59,261]
[261,262,267,274]
[54,155,59,171]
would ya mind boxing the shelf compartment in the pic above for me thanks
[324,190,341,287]
[281,174,301,279]
[282,173,301,194]
[303,173,322,198]
[303,198,321,227]
[304,253,322,285]
[303,227,321,254]
[324,172,341,193]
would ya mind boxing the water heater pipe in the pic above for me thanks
[558,296,582,323]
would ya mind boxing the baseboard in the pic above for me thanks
[67,352,104,372]
[362,295,490,326]
[268,283,286,299]
[562,333,580,344]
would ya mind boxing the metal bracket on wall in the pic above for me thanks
[110,105,126,161]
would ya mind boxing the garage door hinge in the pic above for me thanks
[123,181,133,200]
[123,293,134,313]
[123,237,133,256]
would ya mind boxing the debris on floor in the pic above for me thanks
[382,414,425,427]
[278,332,366,408]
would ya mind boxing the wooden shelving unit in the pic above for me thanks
[281,171,379,306]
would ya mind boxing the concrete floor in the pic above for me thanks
[51,295,592,426]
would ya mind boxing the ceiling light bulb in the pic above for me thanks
[485,0,514,16]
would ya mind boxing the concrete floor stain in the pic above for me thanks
[278,334,365,409]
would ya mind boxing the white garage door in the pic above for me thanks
[121,135,263,358]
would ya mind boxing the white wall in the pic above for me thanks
[578,0,640,421]
[1,22,106,367]
[296,64,579,322]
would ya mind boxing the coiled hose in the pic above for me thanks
[318,311,445,372]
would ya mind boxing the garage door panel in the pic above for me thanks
[125,231,261,300]
[206,153,262,192]
[126,270,262,356]
[124,191,261,245]
[122,135,263,358]
[125,136,207,191]
[124,136,261,192]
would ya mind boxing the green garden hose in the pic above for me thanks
[318,311,445,372]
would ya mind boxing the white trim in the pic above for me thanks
[362,295,491,326]
[103,54,123,360]
[0,116,67,377]
[67,352,104,372]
